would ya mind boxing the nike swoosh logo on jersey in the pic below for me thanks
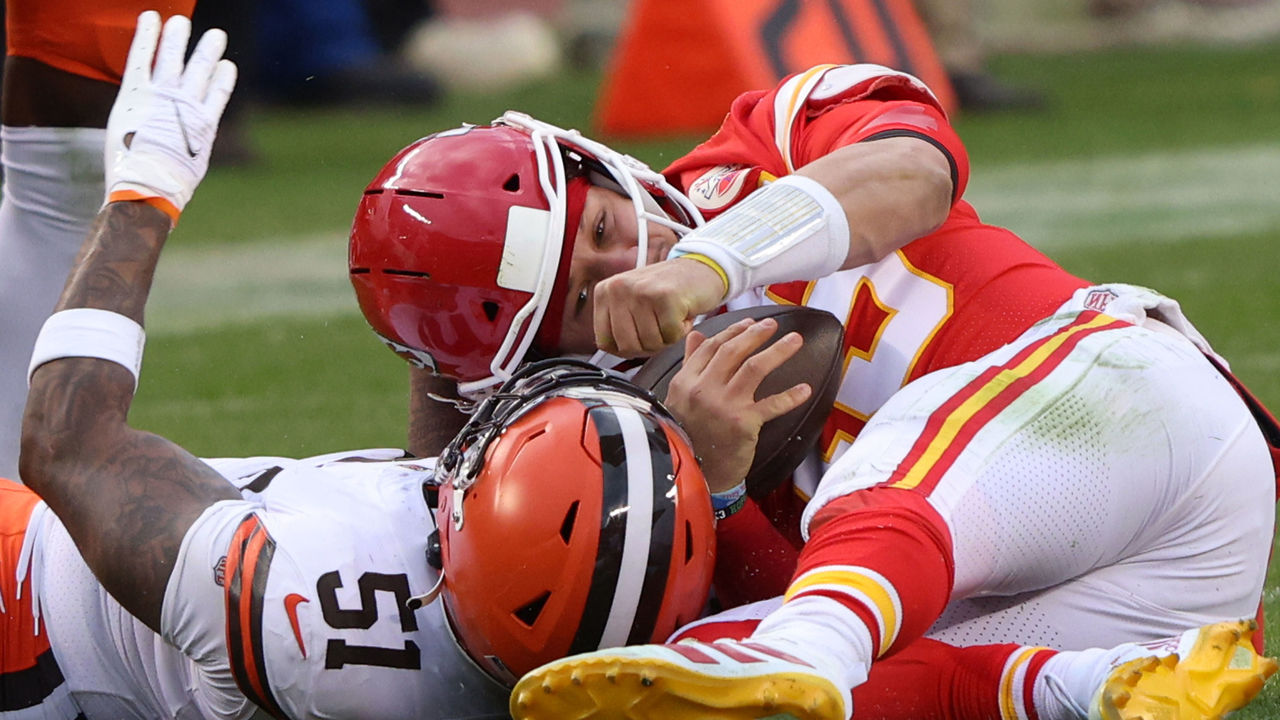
[173,100,202,158]
[284,593,310,658]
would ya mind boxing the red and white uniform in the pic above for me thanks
[12,451,509,720]
[665,287,1275,720]
[644,95,1280,713]
[665,64,1090,499]
[662,64,1091,604]
[665,64,1274,653]
[798,286,1275,650]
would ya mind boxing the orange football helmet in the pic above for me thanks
[434,360,716,685]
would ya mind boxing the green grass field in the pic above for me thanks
[134,41,1280,715]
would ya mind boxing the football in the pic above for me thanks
[632,305,843,499]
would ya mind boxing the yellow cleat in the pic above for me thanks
[509,638,847,720]
[1092,620,1279,720]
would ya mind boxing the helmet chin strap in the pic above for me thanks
[425,392,479,413]
[406,570,445,611]
[585,349,633,376]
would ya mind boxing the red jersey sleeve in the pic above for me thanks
[798,99,968,204]
[711,480,812,608]
[664,64,967,219]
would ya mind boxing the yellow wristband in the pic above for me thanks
[677,253,729,300]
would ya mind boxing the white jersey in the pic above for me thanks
[32,449,511,720]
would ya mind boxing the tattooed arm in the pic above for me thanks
[21,203,239,631]
[19,13,239,632]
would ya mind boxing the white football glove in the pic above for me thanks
[104,11,237,224]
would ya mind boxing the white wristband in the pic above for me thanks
[667,174,849,299]
[28,308,145,390]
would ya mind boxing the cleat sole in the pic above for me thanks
[510,654,844,720]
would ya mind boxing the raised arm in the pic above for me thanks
[19,12,239,632]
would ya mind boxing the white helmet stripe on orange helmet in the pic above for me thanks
[599,404,655,648]
[568,402,678,654]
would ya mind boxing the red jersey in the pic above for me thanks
[666,64,1089,493]
[663,65,1090,604]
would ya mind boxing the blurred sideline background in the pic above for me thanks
[136,2,1279,714]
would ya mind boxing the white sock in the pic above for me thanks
[751,595,875,717]
[1033,629,1195,720]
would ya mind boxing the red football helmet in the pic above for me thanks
[434,360,716,685]
[349,112,704,396]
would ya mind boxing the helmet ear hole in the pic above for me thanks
[513,591,551,627]
[482,301,500,322]
[685,520,694,564]
[503,173,521,192]
[559,500,579,543]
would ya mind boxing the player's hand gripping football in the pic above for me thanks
[662,318,812,494]
[593,256,728,357]
[104,11,237,224]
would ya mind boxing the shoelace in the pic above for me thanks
[1043,671,1091,720]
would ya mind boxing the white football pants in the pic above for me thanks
[803,285,1275,650]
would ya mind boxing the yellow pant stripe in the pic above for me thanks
[891,313,1116,490]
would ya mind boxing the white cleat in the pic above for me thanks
[509,638,848,720]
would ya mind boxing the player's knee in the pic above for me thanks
[806,487,955,647]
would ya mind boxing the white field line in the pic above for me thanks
[964,144,1280,249]
[147,143,1280,336]
[148,233,356,335]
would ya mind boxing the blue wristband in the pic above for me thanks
[711,481,748,521]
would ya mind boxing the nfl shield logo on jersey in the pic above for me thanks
[1084,289,1118,313]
